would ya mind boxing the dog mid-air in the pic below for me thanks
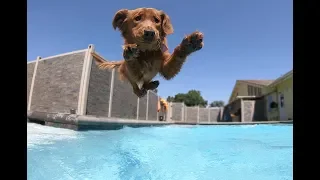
[95,7,204,97]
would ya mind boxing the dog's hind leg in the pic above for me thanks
[129,79,147,97]
[123,72,147,98]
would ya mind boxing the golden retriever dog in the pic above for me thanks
[95,7,204,97]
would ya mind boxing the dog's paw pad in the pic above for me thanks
[123,44,140,61]
[181,31,204,53]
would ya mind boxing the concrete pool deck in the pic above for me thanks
[27,111,293,131]
[175,121,293,125]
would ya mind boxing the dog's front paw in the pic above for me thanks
[180,31,204,54]
[123,44,140,61]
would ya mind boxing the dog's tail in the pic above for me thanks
[93,54,123,70]
[98,61,123,69]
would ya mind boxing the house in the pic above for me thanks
[264,70,293,121]
[226,69,293,122]
[225,79,274,122]
[228,80,274,104]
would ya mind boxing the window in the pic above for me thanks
[270,101,278,109]
[280,94,284,107]
[247,85,253,96]
[268,95,272,112]
[257,88,262,96]
[254,87,258,96]
[248,86,262,96]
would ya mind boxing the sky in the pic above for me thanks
[27,0,292,104]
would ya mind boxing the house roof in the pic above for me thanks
[268,70,293,87]
[238,80,274,86]
[228,79,274,104]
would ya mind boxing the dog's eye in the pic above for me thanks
[154,17,160,23]
[135,15,142,21]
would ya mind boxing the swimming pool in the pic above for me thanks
[27,123,292,180]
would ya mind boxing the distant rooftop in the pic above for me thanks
[238,80,274,86]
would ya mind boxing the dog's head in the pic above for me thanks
[112,8,173,51]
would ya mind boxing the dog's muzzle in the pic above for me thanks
[143,30,155,42]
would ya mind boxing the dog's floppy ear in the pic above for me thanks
[112,9,129,30]
[160,11,174,35]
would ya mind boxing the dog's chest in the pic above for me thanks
[137,57,162,81]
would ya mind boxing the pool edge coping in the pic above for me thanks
[27,111,293,131]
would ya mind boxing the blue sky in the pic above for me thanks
[27,0,292,103]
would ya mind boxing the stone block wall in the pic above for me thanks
[27,62,35,106]
[110,71,138,119]
[27,47,160,121]
[27,47,269,123]
[147,91,159,121]
[169,102,184,121]
[167,103,223,123]
[28,51,86,113]
[209,108,223,122]
[86,57,112,116]
[185,107,198,123]
[199,108,209,122]
[242,99,266,122]
[138,96,147,120]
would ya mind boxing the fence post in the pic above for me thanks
[108,68,115,117]
[208,108,210,123]
[168,102,172,122]
[78,44,95,115]
[27,56,41,111]
[146,90,149,120]
[197,106,200,124]
[157,96,159,121]
[181,103,185,121]
[240,99,244,122]
[136,97,140,120]
[185,105,188,122]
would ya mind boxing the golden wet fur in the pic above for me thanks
[95,7,204,97]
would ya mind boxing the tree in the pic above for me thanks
[167,90,208,107]
[210,100,225,107]
[167,96,174,102]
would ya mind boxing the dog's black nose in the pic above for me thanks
[143,30,155,41]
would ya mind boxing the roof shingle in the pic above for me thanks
[238,80,274,86]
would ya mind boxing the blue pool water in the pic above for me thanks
[27,123,292,180]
